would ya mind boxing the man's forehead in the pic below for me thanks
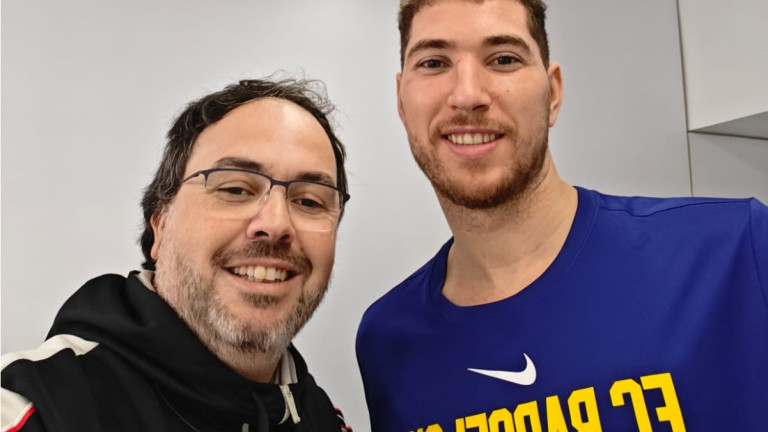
[408,1,531,41]
[196,98,330,148]
[218,97,311,125]
[405,0,534,59]
[187,99,336,180]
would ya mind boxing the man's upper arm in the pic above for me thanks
[1,335,100,432]
[1,388,43,432]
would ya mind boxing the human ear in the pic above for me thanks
[546,62,563,127]
[396,72,405,123]
[149,210,168,260]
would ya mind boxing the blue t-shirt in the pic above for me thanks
[356,187,768,432]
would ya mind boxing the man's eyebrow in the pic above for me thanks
[296,171,337,187]
[212,157,264,172]
[213,156,337,186]
[405,35,532,63]
[405,38,455,62]
[483,35,532,54]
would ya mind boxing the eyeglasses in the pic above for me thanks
[181,168,350,232]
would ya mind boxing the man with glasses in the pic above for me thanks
[356,0,768,431]
[2,78,352,432]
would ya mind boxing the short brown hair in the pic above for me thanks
[398,0,549,67]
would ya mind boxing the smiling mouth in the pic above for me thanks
[229,265,292,283]
[445,133,501,145]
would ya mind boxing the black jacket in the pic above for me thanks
[1,272,351,432]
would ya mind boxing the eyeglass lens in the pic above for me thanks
[200,169,342,232]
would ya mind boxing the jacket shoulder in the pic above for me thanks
[2,334,102,431]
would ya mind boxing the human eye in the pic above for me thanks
[210,184,258,203]
[206,171,265,202]
[489,54,521,70]
[289,184,336,214]
[413,56,450,74]
[294,196,326,211]
[419,58,445,69]
[217,185,253,197]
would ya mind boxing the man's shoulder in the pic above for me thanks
[2,386,43,432]
[584,187,766,229]
[2,334,104,388]
[360,239,451,320]
[589,188,761,217]
[78,272,134,290]
[53,273,135,307]
[582,190,768,273]
[2,334,100,367]
[1,334,105,431]
[1,273,139,379]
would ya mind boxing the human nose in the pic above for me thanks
[446,59,491,112]
[245,186,296,243]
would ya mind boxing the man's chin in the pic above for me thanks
[433,179,509,209]
[226,310,290,336]
[209,318,291,354]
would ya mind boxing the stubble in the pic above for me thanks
[153,232,327,360]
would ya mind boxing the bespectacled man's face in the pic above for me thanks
[150,98,339,356]
[397,0,562,209]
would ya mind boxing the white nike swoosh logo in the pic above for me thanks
[468,353,537,386]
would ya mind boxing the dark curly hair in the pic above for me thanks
[139,78,348,270]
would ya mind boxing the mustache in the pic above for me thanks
[213,242,311,273]
[435,113,513,135]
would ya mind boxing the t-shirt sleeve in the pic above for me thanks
[750,198,768,309]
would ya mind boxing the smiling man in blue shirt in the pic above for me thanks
[356,1,768,431]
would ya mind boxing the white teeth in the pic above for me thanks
[447,133,498,145]
[253,266,266,280]
[231,265,288,282]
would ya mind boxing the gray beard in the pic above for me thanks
[154,237,327,358]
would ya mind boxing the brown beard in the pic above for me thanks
[154,235,327,357]
[408,106,550,210]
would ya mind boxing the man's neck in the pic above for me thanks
[438,159,577,306]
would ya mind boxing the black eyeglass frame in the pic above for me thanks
[181,168,351,207]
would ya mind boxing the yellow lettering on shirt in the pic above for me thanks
[568,387,602,431]
[544,396,568,432]
[610,378,653,431]
[513,401,542,432]
[488,408,515,432]
[463,412,490,432]
[408,371,687,432]
[641,373,686,432]
[410,425,443,432]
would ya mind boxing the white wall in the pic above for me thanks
[546,1,690,197]
[678,0,768,200]
[678,0,768,135]
[2,1,763,430]
[690,133,768,199]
